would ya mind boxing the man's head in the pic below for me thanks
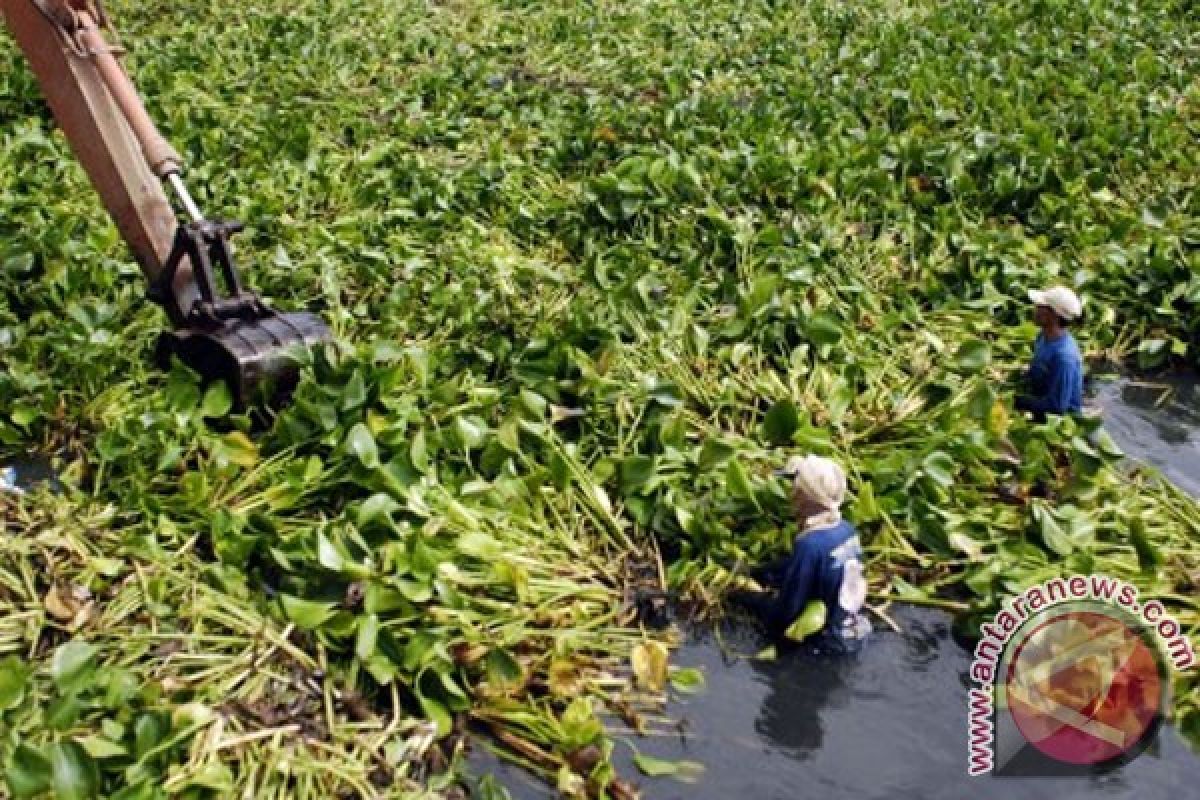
[1028,286,1083,332]
[776,454,846,523]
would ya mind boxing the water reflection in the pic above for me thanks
[743,615,949,761]
[1095,372,1200,495]
[750,646,850,761]
[0,454,57,494]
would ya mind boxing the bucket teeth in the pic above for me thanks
[156,311,332,406]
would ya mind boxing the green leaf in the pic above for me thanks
[1058,505,1096,550]
[619,455,657,493]
[754,645,778,661]
[363,651,400,685]
[668,667,706,694]
[485,648,524,688]
[201,383,233,417]
[133,713,170,759]
[890,576,929,600]
[457,532,502,560]
[102,668,140,708]
[46,691,85,730]
[763,399,800,445]
[410,428,430,474]
[214,431,259,468]
[921,451,956,487]
[453,415,487,449]
[76,736,127,760]
[1137,338,1168,369]
[647,380,683,408]
[784,600,827,642]
[1034,505,1073,556]
[108,781,159,800]
[1130,516,1163,572]
[317,531,345,572]
[850,480,880,522]
[1094,428,1124,458]
[560,696,603,747]
[357,492,400,528]
[418,693,452,736]
[51,641,97,692]
[740,273,778,317]
[341,370,367,411]
[164,368,202,410]
[518,389,547,419]
[5,744,52,799]
[954,339,991,372]
[698,438,736,470]
[176,761,234,792]
[806,312,843,346]
[632,752,705,782]
[438,669,468,702]
[0,655,32,711]
[355,614,380,661]
[10,405,39,428]
[725,458,756,504]
[947,532,984,560]
[279,595,335,630]
[49,740,99,800]
[345,423,380,469]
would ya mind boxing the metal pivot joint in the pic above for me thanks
[152,219,264,327]
[151,218,331,404]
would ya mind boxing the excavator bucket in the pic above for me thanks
[151,220,334,406]
[156,311,332,406]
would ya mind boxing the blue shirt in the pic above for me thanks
[763,519,870,644]
[1024,332,1083,414]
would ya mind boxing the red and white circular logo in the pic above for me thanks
[1004,608,1166,767]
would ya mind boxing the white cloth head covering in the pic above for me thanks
[779,454,846,530]
[1028,286,1083,321]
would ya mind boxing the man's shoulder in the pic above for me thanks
[1050,335,1083,365]
[797,520,856,552]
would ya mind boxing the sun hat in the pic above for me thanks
[774,454,847,512]
[1028,286,1083,321]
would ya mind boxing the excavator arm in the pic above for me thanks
[1,0,331,403]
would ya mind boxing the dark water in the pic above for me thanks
[472,606,1200,800]
[471,372,1200,798]
[0,454,56,494]
[1094,372,1200,497]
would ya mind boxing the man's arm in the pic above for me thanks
[1017,353,1074,414]
[751,554,793,588]
[766,543,819,635]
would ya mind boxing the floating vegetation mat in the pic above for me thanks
[1,0,1197,797]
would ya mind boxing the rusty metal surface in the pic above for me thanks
[0,0,186,295]
[76,14,183,176]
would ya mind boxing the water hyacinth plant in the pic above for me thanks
[2,0,1198,796]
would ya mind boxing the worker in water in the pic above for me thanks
[1015,286,1084,420]
[735,455,871,652]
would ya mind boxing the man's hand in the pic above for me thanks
[729,574,765,593]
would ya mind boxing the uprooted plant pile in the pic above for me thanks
[1,0,1197,797]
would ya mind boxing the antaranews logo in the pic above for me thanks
[967,574,1195,776]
